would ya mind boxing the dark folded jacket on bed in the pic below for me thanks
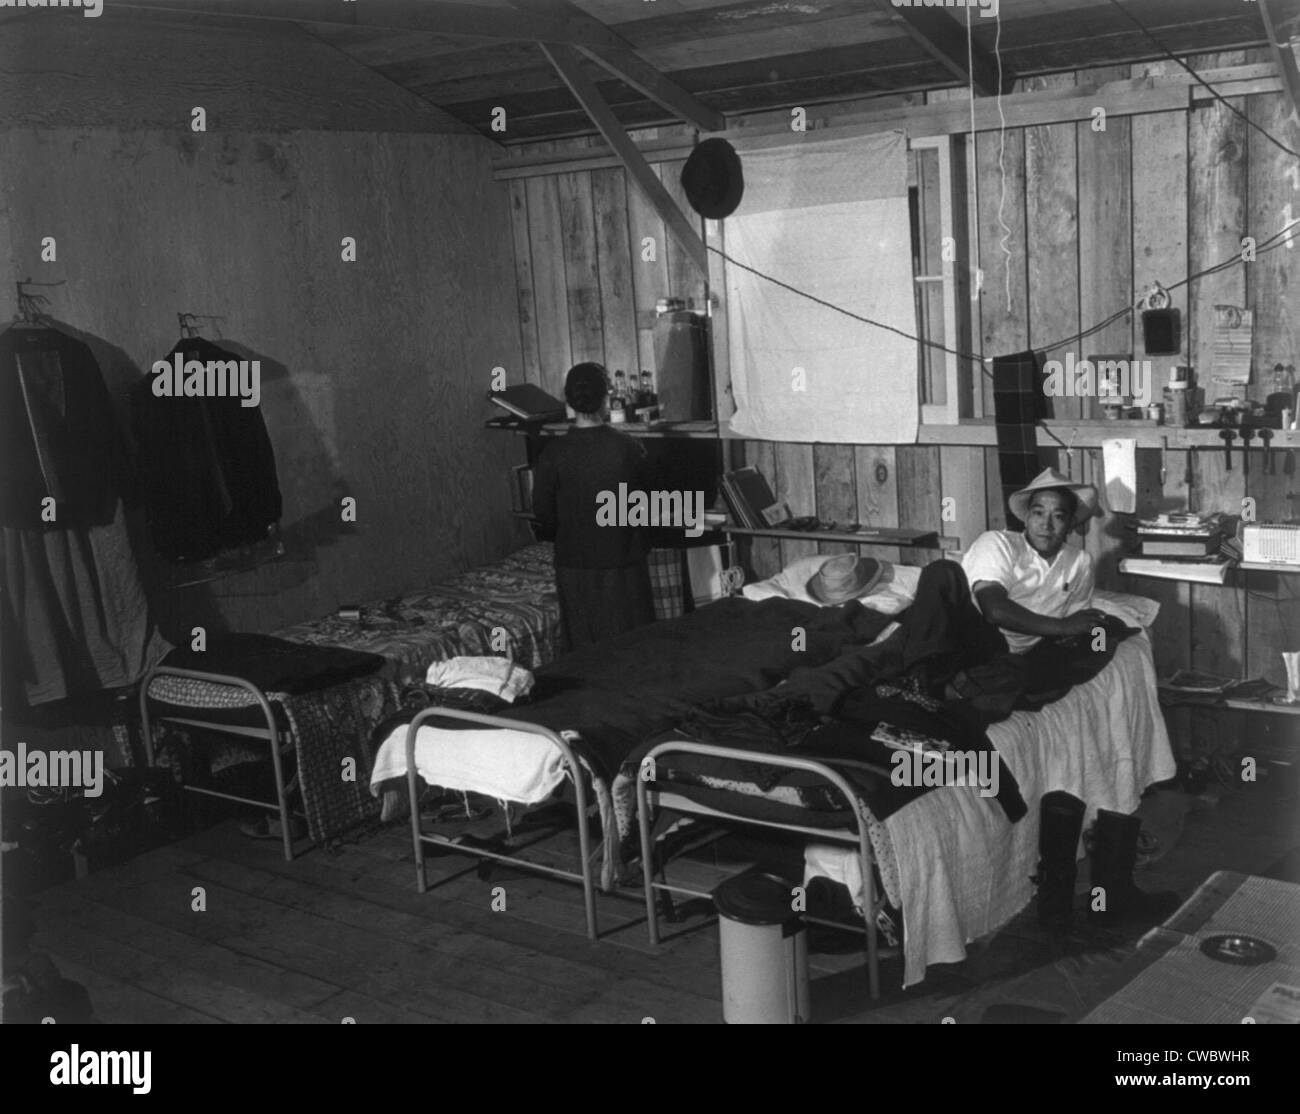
[625,681,1026,825]
[365,596,896,784]
[623,617,1146,826]
[159,634,385,695]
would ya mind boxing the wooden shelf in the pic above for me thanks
[717,524,958,550]
[1120,557,1300,582]
[489,414,1300,451]
[486,417,722,439]
[915,419,1300,451]
[1222,697,1300,716]
[1159,690,1300,716]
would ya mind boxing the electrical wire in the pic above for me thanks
[710,6,1298,382]
[709,222,1298,371]
[993,4,1013,315]
[965,6,982,306]
[1103,0,1300,162]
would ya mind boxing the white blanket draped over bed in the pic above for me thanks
[805,632,1176,988]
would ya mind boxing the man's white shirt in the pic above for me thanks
[960,529,1095,653]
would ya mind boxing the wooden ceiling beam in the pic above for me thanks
[575,43,726,133]
[106,0,612,45]
[539,42,708,276]
[491,63,1283,176]
[872,0,1010,97]
[509,0,724,132]
[1259,0,1300,121]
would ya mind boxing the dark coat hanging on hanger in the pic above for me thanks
[0,324,129,528]
[130,336,282,562]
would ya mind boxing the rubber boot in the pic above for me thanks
[1087,809,1181,927]
[1034,791,1085,929]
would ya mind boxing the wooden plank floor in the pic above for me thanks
[25,767,1298,1024]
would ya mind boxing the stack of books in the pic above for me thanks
[719,467,792,529]
[1160,670,1278,705]
[1123,512,1233,583]
[487,384,567,422]
[1137,512,1225,557]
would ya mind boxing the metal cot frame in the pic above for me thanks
[139,664,305,862]
[403,706,600,940]
[397,711,891,998]
[635,739,888,1001]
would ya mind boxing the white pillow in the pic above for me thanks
[1091,588,1160,629]
[743,554,921,615]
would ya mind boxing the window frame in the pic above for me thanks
[909,134,977,427]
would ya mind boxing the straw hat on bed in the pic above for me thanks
[1008,467,1099,529]
[806,554,886,605]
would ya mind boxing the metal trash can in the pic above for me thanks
[714,869,810,1024]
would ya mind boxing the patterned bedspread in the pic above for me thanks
[275,544,561,841]
[274,542,560,682]
[152,543,562,844]
[151,542,711,844]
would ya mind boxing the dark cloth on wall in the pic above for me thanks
[0,326,130,528]
[531,425,650,570]
[992,351,1052,530]
[556,562,655,651]
[131,338,281,562]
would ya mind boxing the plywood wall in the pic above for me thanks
[0,126,526,640]
[506,51,1300,717]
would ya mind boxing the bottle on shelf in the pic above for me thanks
[610,369,627,424]
[626,369,643,420]
[1266,362,1296,429]
[637,369,658,422]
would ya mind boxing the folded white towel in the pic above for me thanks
[426,656,534,702]
[370,722,569,805]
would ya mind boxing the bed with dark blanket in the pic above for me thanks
[483,595,893,778]
[370,596,896,872]
[611,617,1140,863]
[610,613,1169,988]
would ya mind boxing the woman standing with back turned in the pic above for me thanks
[531,362,655,650]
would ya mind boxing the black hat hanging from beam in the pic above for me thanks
[681,138,744,220]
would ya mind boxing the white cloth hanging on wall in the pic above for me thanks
[725,130,918,444]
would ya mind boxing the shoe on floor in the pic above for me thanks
[238,815,306,841]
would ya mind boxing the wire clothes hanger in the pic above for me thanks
[176,311,226,341]
[13,277,65,328]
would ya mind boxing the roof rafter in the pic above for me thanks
[107,0,607,45]
[540,41,709,276]
[871,0,1011,97]
[1259,0,1300,122]
[508,0,724,132]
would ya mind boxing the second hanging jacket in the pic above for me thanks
[131,337,282,562]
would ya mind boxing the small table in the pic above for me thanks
[1080,872,1300,1024]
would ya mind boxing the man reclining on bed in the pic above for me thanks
[639,467,1178,929]
[901,466,1113,709]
